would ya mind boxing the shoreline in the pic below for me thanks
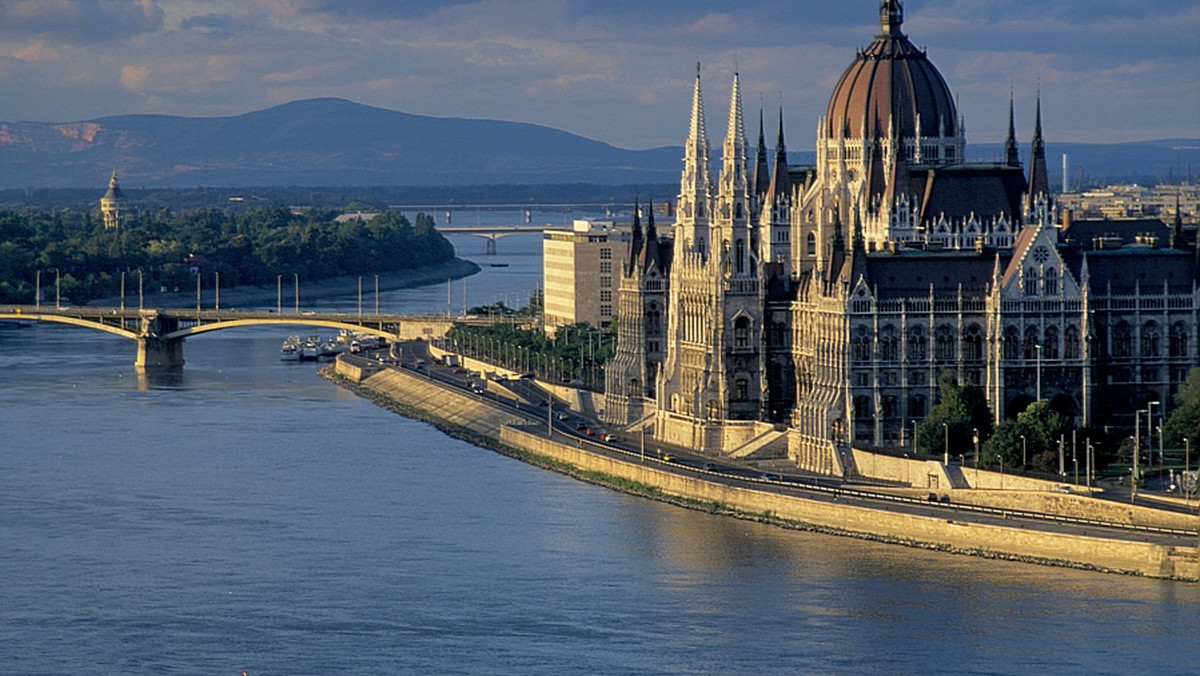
[322,358,1200,582]
[85,258,481,309]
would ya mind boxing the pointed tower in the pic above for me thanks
[761,106,792,272]
[1027,92,1050,200]
[1003,92,1021,168]
[674,63,714,260]
[752,108,771,218]
[715,71,752,276]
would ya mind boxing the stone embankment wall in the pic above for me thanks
[505,427,1199,581]
[333,356,1199,581]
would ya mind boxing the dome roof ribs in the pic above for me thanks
[824,0,957,148]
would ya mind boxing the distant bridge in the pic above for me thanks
[438,224,566,254]
[0,305,508,368]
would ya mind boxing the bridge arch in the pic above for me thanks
[166,318,396,341]
[0,312,138,340]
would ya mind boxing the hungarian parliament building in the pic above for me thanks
[604,1,1199,469]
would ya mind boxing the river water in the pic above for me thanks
[2,222,1198,675]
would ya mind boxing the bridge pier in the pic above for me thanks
[136,313,185,369]
[136,336,185,368]
[486,237,496,255]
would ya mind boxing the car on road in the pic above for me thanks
[575,422,587,430]
[702,462,716,471]
[452,367,468,374]
[662,454,677,463]
[556,413,570,421]
[600,433,616,442]
[760,473,781,481]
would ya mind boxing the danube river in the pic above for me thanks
[2,225,1198,674]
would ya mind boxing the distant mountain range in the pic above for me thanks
[0,98,1195,189]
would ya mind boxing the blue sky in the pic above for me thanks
[1,0,1196,151]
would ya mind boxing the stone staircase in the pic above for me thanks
[729,429,789,460]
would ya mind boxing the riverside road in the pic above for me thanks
[361,340,1199,551]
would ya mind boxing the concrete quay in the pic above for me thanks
[329,355,1200,582]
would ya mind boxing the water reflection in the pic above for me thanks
[136,365,186,390]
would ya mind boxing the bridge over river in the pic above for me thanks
[0,305,507,368]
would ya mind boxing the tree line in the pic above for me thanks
[0,206,454,304]
[915,369,1200,482]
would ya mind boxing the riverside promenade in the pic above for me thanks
[327,351,1200,582]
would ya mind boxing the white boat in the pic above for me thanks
[320,337,346,358]
[280,335,302,361]
[301,335,322,361]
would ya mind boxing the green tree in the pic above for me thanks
[983,400,1073,471]
[915,369,993,460]
[1163,367,1200,452]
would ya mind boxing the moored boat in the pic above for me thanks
[280,335,302,361]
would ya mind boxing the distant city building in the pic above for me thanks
[1059,183,1199,223]
[542,219,621,333]
[100,171,129,230]
[604,1,1200,471]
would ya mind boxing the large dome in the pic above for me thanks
[824,1,957,142]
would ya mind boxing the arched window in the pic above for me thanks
[961,324,983,361]
[706,399,721,420]
[646,302,661,333]
[1023,326,1040,360]
[1112,321,1132,358]
[908,326,927,362]
[1043,268,1059,295]
[854,396,871,419]
[806,232,816,255]
[1003,325,1020,360]
[735,239,746,274]
[879,325,899,361]
[909,395,927,418]
[1169,322,1189,357]
[935,325,956,362]
[853,325,872,363]
[734,317,750,348]
[1141,321,1160,357]
[627,378,640,397]
[735,379,749,401]
[1024,268,1039,295]
[1064,326,1081,359]
[883,396,899,418]
[1044,326,1060,359]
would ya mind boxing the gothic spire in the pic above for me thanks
[1004,91,1021,167]
[1027,90,1049,200]
[1171,191,1185,250]
[717,70,749,231]
[626,198,644,275]
[770,106,790,198]
[753,107,770,200]
[643,199,661,274]
[676,62,712,251]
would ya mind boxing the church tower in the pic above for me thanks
[100,171,129,230]
[656,70,766,451]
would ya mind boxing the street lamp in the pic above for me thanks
[1035,343,1043,400]
[1147,400,1160,476]
[1020,434,1027,467]
[942,422,949,465]
[973,427,980,468]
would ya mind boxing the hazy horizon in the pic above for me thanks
[1,1,1196,152]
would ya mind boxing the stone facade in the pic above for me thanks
[604,1,1200,469]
